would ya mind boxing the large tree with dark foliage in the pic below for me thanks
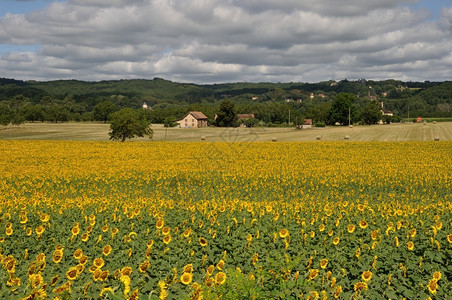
[109,108,153,142]
[360,101,382,125]
[327,93,358,125]
[93,101,117,123]
[214,100,237,127]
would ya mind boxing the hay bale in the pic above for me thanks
[433,121,437,124]
[434,137,440,141]
[344,135,350,140]
[349,125,353,128]
[272,137,277,142]
[316,136,322,140]
[200,136,206,141]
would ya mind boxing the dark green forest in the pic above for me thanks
[1,77,451,126]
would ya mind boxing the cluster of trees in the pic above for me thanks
[1,78,450,131]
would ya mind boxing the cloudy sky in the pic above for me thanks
[1,0,451,83]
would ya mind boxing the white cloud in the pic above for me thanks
[0,0,451,83]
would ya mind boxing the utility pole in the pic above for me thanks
[288,109,291,126]
[348,106,351,126]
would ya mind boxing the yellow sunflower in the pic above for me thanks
[199,237,208,247]
[6,227,13,236]
[359,220,368,229]
[447,234,452,244]
[353,281,368,292]
[163,235,171,244]
[279,228,289,238]
[206,265,215,276]
[162,227,170,236]
[216,259,225,270]
[102,245,112,256]
[427,279,438,295]
[73,249,83,260]
[35,225,45,236]
[93,258,105,269]
[361,270,372,282]
[79,255,88,265]
[320,259,328,269]
[333,237,340,245]
[81,233,89,242]
[156,219,164,229]
[66,267,79,281]
[407,241,414,251]
[183,264,193,273]
[139,260,150,273]
[71,226,80,236]
[308,269,319,281]
[215,271,226,285]
[347,224,356,233]
[180,272,193,285]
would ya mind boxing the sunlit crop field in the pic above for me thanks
[0,140,451,299]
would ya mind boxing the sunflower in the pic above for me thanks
[435,221,442,230]
[333,237,340,245]
[407,241,414,251]
[347,224,356,233]
[139,260,150,273]
[215,271,226,285]
[5,227,13,236]
[79,255,88,265]
[408,228,417,238]
[81,233,89,242]
[279,228,289,238]
[73,249,83,260]
[26,227,33,236]
[320,259,328,269]
[183,228,192,238]
[99,270,109,281]
[432,271,441,281]
[121,266,133,277]
[318,224,325,232]
[35,225,45,236]
[199,237,208,247]
[359,220,368,229]
[180,272,193,285]
[156,219,164,229]
[308,269,319,281]
[361,270,372,282]
[66,266,79,281]
[183,264,193,273]
[93,269,102,282]
[447,234,452,244]
[102,245,112,256]
[147,239,154,247]
[163,235,172,244]
[353,281,368,292]
[71,226,80,236]
[29,273,43,289]
[93,258,105,269]
[333,286,343,299]
[206,265,215,276]
[111,227,119,237]
[370,230,379,240]
[198,221,204,228]
[52,251,63,264]
[427,279,438,295]
[50,275,59,286]
[204,277,214,287]
[162,227,170,236]
[216,259,225,270]
[102,224,109,233]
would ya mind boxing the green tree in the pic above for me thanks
[360,101,382,125]
[215,100,237,127]
[163,116,177,128]
[0,103,13,126]
[327,93,357,125]
[93,101,117,123]
[109,108,153,142]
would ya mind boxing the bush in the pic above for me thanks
[315,122,326,127]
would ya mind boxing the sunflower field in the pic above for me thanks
[0,140,451,299]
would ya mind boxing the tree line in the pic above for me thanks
[1,78,451,128]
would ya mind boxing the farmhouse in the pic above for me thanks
[177,111,208,128]
[237,114,255,127]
